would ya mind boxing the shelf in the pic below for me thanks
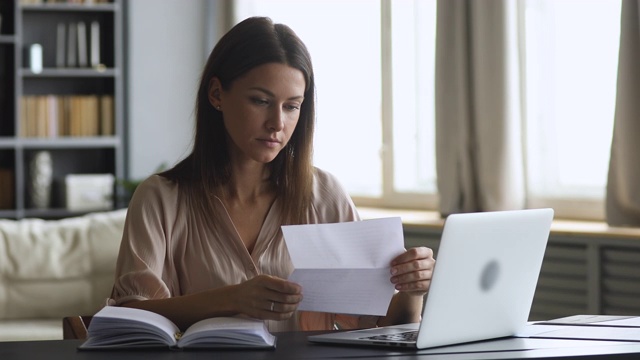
[21,3,117,13]
[20,68,117,78]
[0,210,18,218]
[0,35,16,44]
[19,136,120,148]
[2,137,120,149]
[0,138,18,148]
[2,0,124,220]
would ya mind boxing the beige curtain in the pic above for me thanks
[435,0,525,216]
[606,0,640,226]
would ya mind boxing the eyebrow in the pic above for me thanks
[249,87,304,101]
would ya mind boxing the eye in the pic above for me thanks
[251,97,269,106]
[285,103,301,112]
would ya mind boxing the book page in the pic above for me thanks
[83,306,179,348]
[178,317,275,348]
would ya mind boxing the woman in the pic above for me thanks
[110,16,435,332]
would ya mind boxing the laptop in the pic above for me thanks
[308,208,554,349]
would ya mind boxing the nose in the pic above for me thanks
[266,106,285,132]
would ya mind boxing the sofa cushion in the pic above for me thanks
[0,209,126,320]
[0,319,62,341]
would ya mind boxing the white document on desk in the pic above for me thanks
[282,217,405,316]
[538,315,640,327]
[517,323,640,342]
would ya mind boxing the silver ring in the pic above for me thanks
[270,301,275,312]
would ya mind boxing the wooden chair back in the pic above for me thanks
[62,316,92,340]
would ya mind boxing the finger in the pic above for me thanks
[269,301,299,314]
[395,278,432,292]
[264,300,274,312]
[391,247,433,266]
[391,268,434,286]
[252,299,291,317]
[262,276,302,295]
[260,300,298,321]
[392,268,434,292]
[265,289,303,306]
[391,257,435,277]
[236,278,300,321]
[391,260,435,294]
[245,277,302,306]
[278,292,304,305]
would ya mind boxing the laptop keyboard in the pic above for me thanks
[361,330,419,342]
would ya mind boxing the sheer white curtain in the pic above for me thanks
[606,0,640,226]
[435,0,525,216]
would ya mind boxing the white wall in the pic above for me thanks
[126,0,208,179]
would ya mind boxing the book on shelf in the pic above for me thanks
[20,95,112,138]
[67,22,77,67]
[90,21,100,68]
[19,96,31,137]
[22,0,113,4]
[79,306,276,350]
[56,23,66,68]
[0,168,14,209]
[77,21,87,67]
[35,94,47,137]
[22,0,112,4]
[54,20,103,69]
[71,94,99,136]
[99,95,114,135]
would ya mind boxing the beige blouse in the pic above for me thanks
[110,167,375,332]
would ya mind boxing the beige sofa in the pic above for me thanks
[0,209,126,341]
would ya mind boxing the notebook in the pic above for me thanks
[308,208,554,349]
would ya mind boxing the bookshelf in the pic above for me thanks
[0,0,124,219]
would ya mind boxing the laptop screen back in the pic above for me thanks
[416,208,554,349]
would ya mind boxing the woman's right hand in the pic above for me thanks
[231,275,303,320]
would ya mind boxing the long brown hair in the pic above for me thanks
[161,17,315,225]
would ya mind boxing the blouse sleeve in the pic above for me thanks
[309,167,361,223]
[109,176,177,305]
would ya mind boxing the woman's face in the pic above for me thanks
[210,63,306,165]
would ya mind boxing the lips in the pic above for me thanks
[258,137,282,148]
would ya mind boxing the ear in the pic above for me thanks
[208,77,223,109]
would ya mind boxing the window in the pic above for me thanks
[234,0,438,209]
[520,0,622,220]
[233,1,623,220]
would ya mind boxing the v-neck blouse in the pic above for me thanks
[109,167,372,332]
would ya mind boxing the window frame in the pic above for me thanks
[351,0,439,211]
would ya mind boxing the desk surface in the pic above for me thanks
[2,332,640,360]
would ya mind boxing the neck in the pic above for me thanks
[224,162,273,204]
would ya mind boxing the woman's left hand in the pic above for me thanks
[390,247,435,296]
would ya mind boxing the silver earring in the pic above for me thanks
[216,105,221,111]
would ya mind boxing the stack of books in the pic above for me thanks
[20,95,114,138]
[56,20,102,69]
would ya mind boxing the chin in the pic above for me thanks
[255,155,278,164]
[254,150,282,164]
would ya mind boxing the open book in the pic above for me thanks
[79,306,276,350]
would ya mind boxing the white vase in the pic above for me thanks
[29,151,53,209]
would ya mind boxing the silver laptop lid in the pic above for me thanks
[416,208,554,348]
